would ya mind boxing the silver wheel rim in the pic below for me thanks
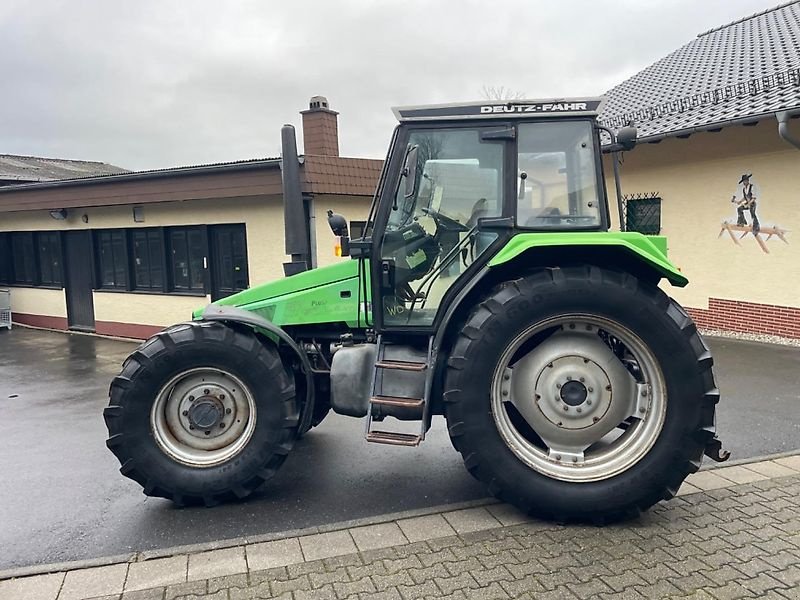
[491,315,666,482]
[151,368,256,467]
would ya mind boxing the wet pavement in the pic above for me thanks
[0,327,798,571]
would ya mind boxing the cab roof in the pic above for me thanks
[393,97,606,122]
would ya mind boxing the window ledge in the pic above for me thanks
[94,288,208,298]
[1,283,63,290]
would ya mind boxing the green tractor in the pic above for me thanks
[104,98,728,522]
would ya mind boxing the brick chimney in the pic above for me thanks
[301,95,339,156]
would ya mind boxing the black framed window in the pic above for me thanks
[131,228,164,291]
[96,230,129,289]
[624,195,662,235]
[168,227,206,293]
[0,234,11,285]
[10,232,36,285]
[210,224,248,300]
[37,232,63,287]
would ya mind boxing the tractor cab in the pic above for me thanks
[352,98,615,331]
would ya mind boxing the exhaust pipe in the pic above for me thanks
[281,124,311,276]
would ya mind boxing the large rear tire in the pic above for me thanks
[104,321,299,506]
[443,266,719,523]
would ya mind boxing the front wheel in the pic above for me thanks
[444,267,719,523]
[104,322,299,506]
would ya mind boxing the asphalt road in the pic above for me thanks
[0,328,798,571]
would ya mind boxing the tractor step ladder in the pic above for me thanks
[365,335,434,447]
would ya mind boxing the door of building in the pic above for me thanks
[64,230,96,331]
[209,224,249,301]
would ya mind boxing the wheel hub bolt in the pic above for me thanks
[182,410,189,416]
[576,408,582,413]
[588,387,593,393]
[226,408,232,414]
[639,407,646,413]
[203,389,210,395]
[503,374,510,381]
[219,394,226,400]
[219,423,226,429]
[555,454,562,460]
[556,383,561,389]
[586,400,592,406]
[579,377,585,383]
[572,457,578,463]
[502,390,508,396]
[566,376,572,381]
[563,406,569,411]
[204,430,210,435]
[188,395,195,402]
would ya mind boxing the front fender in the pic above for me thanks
[200,304,315,432]
[487,232,688,287]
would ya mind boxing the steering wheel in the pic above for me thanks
[421,207,469,233]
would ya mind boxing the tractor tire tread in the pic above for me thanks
[104,320,297,506]
[444,265,719,524]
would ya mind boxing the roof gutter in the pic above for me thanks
[601,108,800,147]
[776,109,800,151]
[0,159,281,194]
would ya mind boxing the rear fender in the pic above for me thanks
[488,232,688,287]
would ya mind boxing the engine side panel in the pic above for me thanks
[193,260,368,327]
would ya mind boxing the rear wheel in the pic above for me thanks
[444,266,719,523]
[104,321,299,506]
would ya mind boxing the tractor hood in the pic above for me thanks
[193,260,366,328]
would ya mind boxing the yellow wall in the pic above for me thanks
[312,194,371,269]
[605,119,800,310]
[6,287,66,318]
[1,194,369,328]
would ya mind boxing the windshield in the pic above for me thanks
[362,126,400,238]
[379,127,503,326]
[517,121,601,228]
[388,129,503,233]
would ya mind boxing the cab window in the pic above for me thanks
[380,127,503,326]
[517,121,601,228]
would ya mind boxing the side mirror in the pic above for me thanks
[404,144,419,199]
[327,210,350,257]
[327,210,349,237]
[617,126,638,151]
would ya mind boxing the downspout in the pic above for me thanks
[776,109,800,151]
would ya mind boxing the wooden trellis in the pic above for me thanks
[718,221,790,254]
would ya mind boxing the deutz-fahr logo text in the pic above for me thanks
[480,102,588,114]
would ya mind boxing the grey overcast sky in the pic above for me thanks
[0,0,784,170]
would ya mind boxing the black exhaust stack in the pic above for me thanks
[281,124,311,276]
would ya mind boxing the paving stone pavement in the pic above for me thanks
[3,457,800,600]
